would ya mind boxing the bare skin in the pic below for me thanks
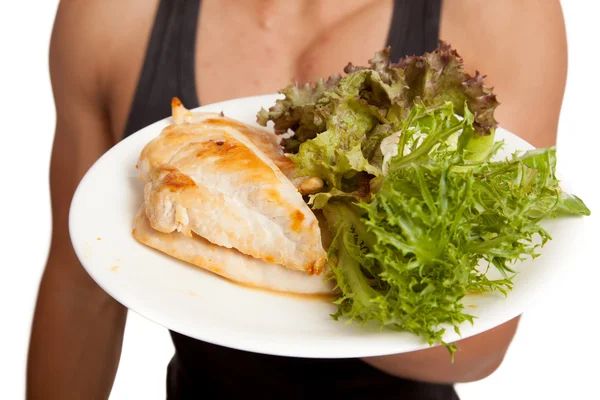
[27,0,567,398]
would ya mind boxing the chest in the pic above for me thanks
[107,0,394,142]
[194,0,394,105]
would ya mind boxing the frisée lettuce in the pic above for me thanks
[257,42,591,355]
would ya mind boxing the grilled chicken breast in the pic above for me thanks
[132,206,333,294]
[136,99,327,274]
[168,98,321,191]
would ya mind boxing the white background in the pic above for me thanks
[1,1,598,399]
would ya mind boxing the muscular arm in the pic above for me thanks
[361,0,567,384]
[27,2,126,399]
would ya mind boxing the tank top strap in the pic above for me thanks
[386,0,442,61]
[123,0,201,139]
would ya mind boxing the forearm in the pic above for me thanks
[27,251,127,400]
[361,316,520,384]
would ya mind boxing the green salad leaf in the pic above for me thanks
[258,42,501,205]
[286,96,381,190]
[323,126,589,355]
[256,41,591,355]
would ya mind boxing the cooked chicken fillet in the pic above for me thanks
[168,98,321,191]
[137,100,327,274]
[132,206,333,294]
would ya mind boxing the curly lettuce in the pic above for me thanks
[257,42,500,205]
[324,136,589,355]
[257,42,591,355]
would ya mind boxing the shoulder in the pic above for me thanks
[50,0,158,110]
[439,0,567,146]
[439,0,566,74]
[50,0,114,101]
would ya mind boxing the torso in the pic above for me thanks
[100,0,458,398]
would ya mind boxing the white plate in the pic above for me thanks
[70,94,585,359]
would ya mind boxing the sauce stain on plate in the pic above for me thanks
[235,280,335,303]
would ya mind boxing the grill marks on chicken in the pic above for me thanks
[136,99,327,275]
